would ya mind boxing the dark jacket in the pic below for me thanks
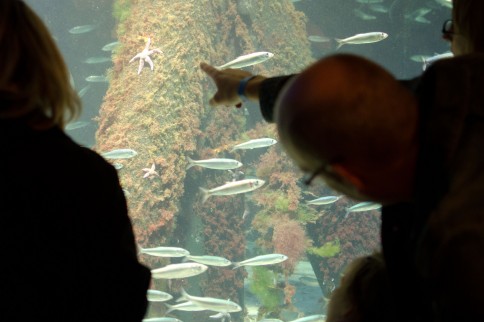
[258,53,484,322]
[396,54,484,322]
[0,120,151,321]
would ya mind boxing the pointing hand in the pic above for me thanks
[200,62,257,107]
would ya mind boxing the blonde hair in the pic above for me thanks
[453,0,484,53]
[0,0,81,129]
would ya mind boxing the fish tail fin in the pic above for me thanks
[231,262,241,270]
[344,208,350,219]
[164,303,174,314]
[422,57,429,71]
[199,187,210,203]
[186,156,195,170]
[136,244,143,256]
[335,39,344,50]
[176,287,189,303]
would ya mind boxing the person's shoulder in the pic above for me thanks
[421,53,484,113]
[41,127,117,178]
[443,52,484,63]
[428,53,484,73]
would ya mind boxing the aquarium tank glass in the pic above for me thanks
[25,0,452,321]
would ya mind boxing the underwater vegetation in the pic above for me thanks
[94,0,380,320]
[305,193,380,298]
[112,0,131,36]
[307,239,341,258]
[95,1,313,321]
[249,266,283,313]
[273,219,310,275]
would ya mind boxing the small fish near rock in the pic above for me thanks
[101,148,138,160]
[335,32,388,49]
[216,51,274,69]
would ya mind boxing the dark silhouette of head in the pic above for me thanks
[275,54,418,203]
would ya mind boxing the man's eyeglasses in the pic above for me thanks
[442,19,454,41]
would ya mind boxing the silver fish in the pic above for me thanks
[147,289,173,302]
[186,157,242,170]
[65,121,90,131]
[415,16,431,24]
[112,162,124,170]
[232,253,288,269]
[176,288,242,313]
[185,255,232,267]
[307,35,331,43]
[335,32,388,49]
[435,0,452,8]
[199,178,265,203]
[353,9,377,20]
[84,56,112,64]
[101,149,138,159]
[77,85,91,98]
[291,315,326,322]
[85,75,108,83]
[346,201,381,213]
[165,301,207,314]
[369,4,389,13]
[216,51,274,69]
[209,312,231,320]
[102,41,121,51]
[410,54,428,63]
[142,318,183,322]
[306,195,341,205]
[231,138,277,152]
[299,276,320,287]
[139,246,190,257]
[151,262,208,279]
[405,8,432,23]
[68,24,97,34]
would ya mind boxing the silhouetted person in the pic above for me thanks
[200,0,484,321]
[0,1,150,321]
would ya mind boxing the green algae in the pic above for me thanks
[249,266,282,311]
[307,239,341,258]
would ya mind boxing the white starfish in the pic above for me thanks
[129,37,162,75]
[142,163,159,179]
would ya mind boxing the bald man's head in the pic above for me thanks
[275,54,419,202]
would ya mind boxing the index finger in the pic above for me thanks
[200,62,219,78]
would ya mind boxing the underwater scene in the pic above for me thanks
[27,0,452,321]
